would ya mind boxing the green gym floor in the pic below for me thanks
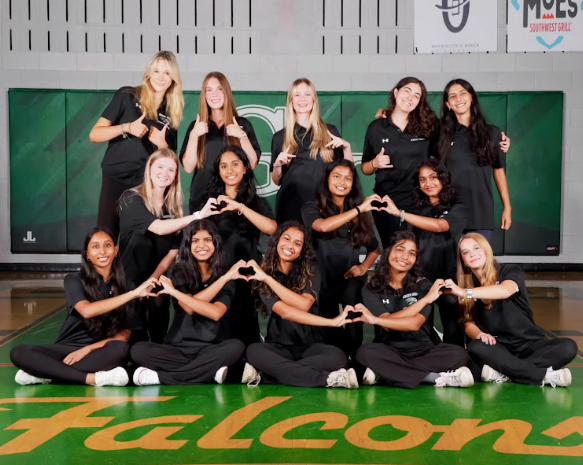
[0,271,582,465]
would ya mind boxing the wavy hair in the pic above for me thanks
[134,50,184,129]
[253,222,317,314]
[283,78,335,162]
[80,227,127,339]
[170,220,226,293]
[367,230,424,297]
[195,72,241,169]
[412,158,458,214]
[386,77,438,139]
[438,79,495,167]
[456,232,498,321]
[315,159,375,248]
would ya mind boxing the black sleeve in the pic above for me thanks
[411,279,433,321]
[214,280,235,310]
[366,234,379,253]
[301,201,322,229]
[498,264,524,294]
[362,286,390,317]
[179,120,196,164]
[270,130,284,172]
[428,133,440,158]
[362,121,376,163]
[170,231,182,250]
[489,125,506,169]
[443,202,469,238]
[326,124,344,160]
[239,117,262,161]
[166,127,178,152]
[254,196,275,219]
[118,191,158,234]
[63,273,88,314]
[101,87,132,124]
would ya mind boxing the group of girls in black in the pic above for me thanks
[10,52,576,389]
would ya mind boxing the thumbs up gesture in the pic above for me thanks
[148,122,169,148]
[129,112,148,138]
[226,116,246,139]
[191,114,209,137]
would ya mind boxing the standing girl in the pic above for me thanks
[130,220,246,385]
[180,72,262,214]
[244,222,359,388]
[271,78,353,224]
[11,227,156,386]
[118,149,218,343]
[203,145,277,345]
[438,79,511,241]
[355,231,473,389]
[90,51,184,238]
[379,159,468,346]
[302,159,380,356]
[361,77,439,247]
[444,233,576,387]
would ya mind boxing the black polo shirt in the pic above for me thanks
[179,116,261,214]
[362,279,435,355]
[261,270,323,347]
[473,264,545,353]
[164,269,236,355]
[101,86,178,187]
[362,118,435,210]
[56,273,124,347]
[411,202,468,281]
[301,201,378,289]
[199,195,274,266]
[270,124,344,223]
[443,123,506,230]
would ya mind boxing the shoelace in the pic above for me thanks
[247,373,261,388]
[493,373,510,384]
[436,370,461,387]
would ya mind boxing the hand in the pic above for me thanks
[199,197,222,218]
[225,260,252,281]
[273,146,296,168]
[373,148,393,169]
[134,277,160,298]
[245,260,269,282]
[443,279,465,298]
[216,195,241,213]
[353,303,376,325]
[128,112,148,138]
[500,132,511,153]
[191,114,209,137]
[379,195,399,216]
[477,332,497,346]
[156,275,176,296]
[358,193,383,213]
[329,306,356,327]
[344,264,367,279]
[148,122,169,148]
[325,130,350,149]
[63,346,92,365]
[426,279,447,303]
[375,108,387,119]
[501,209,512,230]
[226,116,246,139]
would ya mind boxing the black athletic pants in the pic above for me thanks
[319,276,365,357]
[356,342,469,389]
[467,337,577,385]
[246,342,347,387]
[10,340,129,384]
[97,171,131,239]
[130,339,245,385]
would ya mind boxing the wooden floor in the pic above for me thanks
[0,270,582,465]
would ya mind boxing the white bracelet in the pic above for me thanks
[194,211,202,220]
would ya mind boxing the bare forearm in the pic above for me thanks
[151,249,178,279]
[312,208,359,233]
[241,207,277,235]
[265,276,313,312]
[181,135,199,173]
[361,160,375,176]
[271,166,283,185]
[89,122,124,143]
[240,137,258,168]
[149,215,196,235]
[493,169,511,210]
[77,291,138,318]
[172,289,226,321]
[360,248,380,271]
[275,302,333,326]
[464,322,483,339]
[193,275,231,302]
[402,212,449,233]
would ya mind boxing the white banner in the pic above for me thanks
[508,0,583,52]
[414,0,498,53]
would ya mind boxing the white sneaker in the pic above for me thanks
[362,368,379,386]
[133,367,160,386]
[326,368,359,389]
[435,367,474,388]
[241,363,261,386]
[542,367,572,388]
[15,369,51,386]
[214,366,228,384]
[481,365,510,384]
[94,366,129,386]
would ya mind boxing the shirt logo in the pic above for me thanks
[382,138,389,143]
[382,299,390,305]
[410,138,427,142]
[405,297,418,306]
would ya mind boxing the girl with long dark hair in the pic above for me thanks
[443,233,576,387]
[302,158,380,355]
[379,159,468,346]
[118,149,219,343]
[243,222,359,389]
[180,72,261,214]
[90,51,184,238]
[271,78,353,223]
[202,145,276,345]
[130,220,246,385]
[355,230,473,389]
[11,227,156,386]
[438,79,511,241]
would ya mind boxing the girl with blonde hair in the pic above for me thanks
[90,50,184,238]
[271,78,353,223]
